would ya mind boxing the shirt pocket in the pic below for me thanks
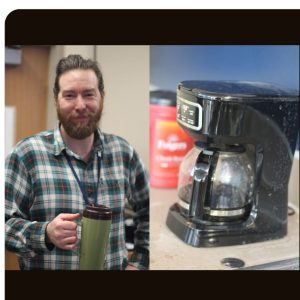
[98,178,125,214]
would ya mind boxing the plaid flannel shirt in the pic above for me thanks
[5,127,149,270]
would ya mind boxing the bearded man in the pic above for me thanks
[5,55,149,270]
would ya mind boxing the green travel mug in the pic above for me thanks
[79,204,112,270]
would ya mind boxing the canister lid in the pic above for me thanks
[150,90,176,106]
[83,204,112,220]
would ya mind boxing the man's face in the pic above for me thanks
[56,69,103,139]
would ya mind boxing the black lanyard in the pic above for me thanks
[64,150,101,206]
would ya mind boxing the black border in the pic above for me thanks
[5,269,299,299]
[5,9,300,300]
[5,9,300,45]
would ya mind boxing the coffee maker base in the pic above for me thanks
[166,203,287,247]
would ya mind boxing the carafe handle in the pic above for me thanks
[189,149,216,219]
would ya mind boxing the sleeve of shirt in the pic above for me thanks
[127,150,149,270]
[5,151,52,258]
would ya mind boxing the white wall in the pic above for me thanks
[46,45,149,168]
[5,106,16,157]
[96,46,149,167]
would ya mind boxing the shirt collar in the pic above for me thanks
[53,125,104,158]
[94,128,104,157]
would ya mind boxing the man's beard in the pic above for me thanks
[57,105,102,140]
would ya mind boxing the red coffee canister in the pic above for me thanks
[150,90,194,188]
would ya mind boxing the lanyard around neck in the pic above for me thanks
[63,150,101,206]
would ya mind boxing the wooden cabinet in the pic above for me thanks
[5,45,50,142]
[5,45,50,270]
[5,251,19,270]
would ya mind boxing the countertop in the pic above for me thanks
[150,188,299,270]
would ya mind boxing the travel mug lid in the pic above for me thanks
[83,204,112,220]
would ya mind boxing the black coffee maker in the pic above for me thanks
[166,80,299,247]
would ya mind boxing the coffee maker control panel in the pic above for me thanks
[177,96,202,131]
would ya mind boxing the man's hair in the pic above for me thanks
[53,54,105,100]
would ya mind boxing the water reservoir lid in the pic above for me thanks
[179,80,299,99]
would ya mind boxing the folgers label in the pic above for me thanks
[150,91,194,188]
[155,120,190,169]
